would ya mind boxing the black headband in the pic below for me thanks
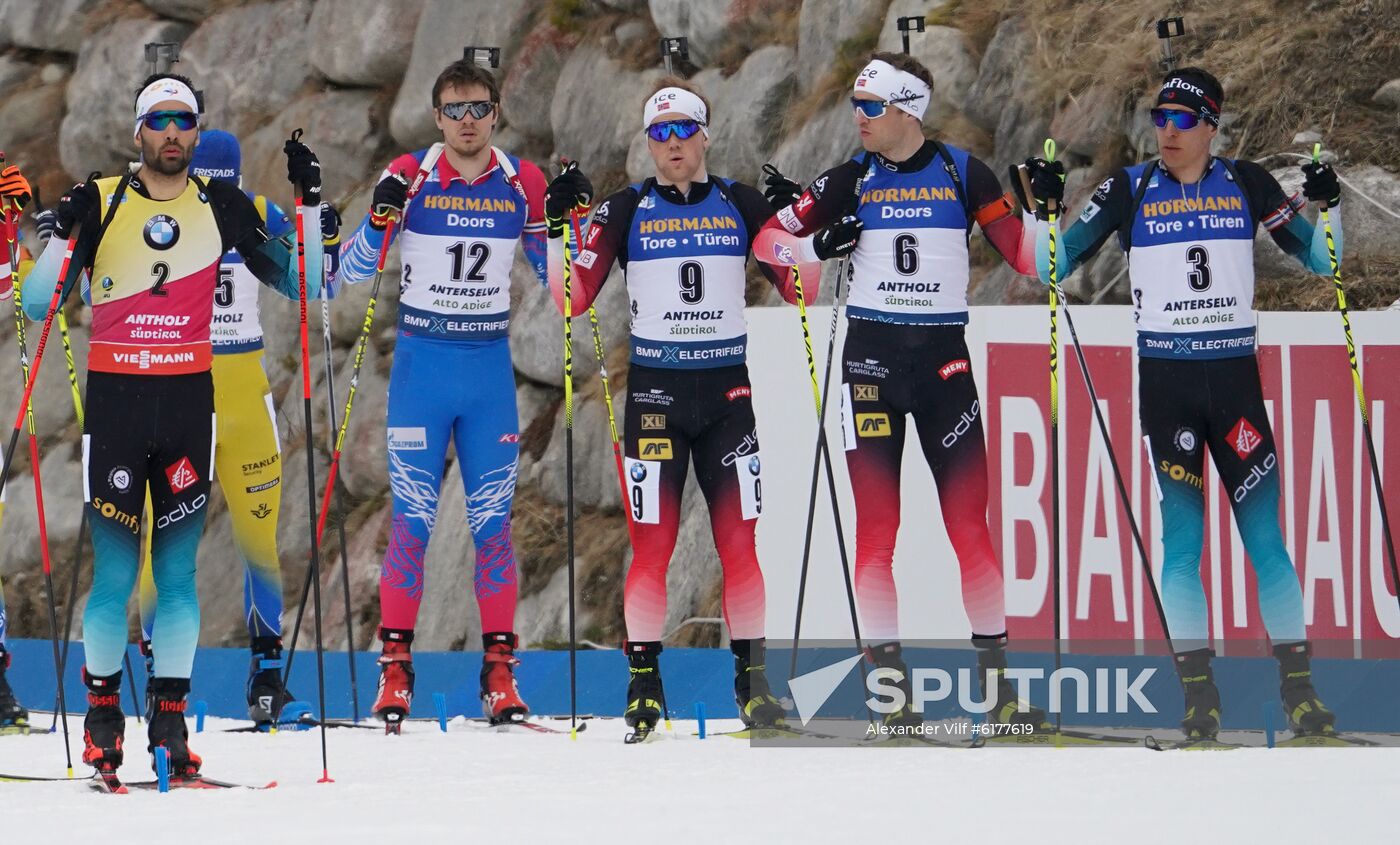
[1156,75,1221,126]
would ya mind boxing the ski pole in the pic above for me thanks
[320,281,360,722]
[1042,138,1064,733]
[3,199,73,773]
[567,208,632,536]
[1313,142,1399,614]
[1013,164,1176,655]
[562,176,579,738]
[283,143,445,684]
[288,129,332,784]
[9,199,98,729]
[786,162,867,683]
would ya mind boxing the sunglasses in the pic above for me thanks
[439,100,495,121]
[850,97,889,119]
[645,119,704,142]
[1150,108,1206,131]
[141,110,199,132]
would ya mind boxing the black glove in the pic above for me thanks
[283,135,322,206]
[1301,161,1341,209]
[320,203,342,243]
[33,209,56,244]
[762,165,802,211]
[1024,157,1065,219]
[813,215,863,261]
[545,164,593,234]
[369,174,408,230]
[54,181,98,239]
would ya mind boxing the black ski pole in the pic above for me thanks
[287,130,332,782]
[320,288,360,722]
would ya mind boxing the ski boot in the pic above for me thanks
[147,677,201,778]
[139,639,155,719]
[732,638,786,729]
[246,636,296,728]
[82,669,126,783]
[1275,641,1336,737]
[372,628,414,734]
[867,641,922,730]
[624,640,665,743]
[1175,648,1222,741]
[974,633,1050,730]
[0,647,30,731]
[480,632,529,725]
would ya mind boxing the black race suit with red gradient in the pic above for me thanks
[547,177,808,642]
[755,140,1036,641]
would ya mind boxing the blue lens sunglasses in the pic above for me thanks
[646,119,704,142]
[141,110,199,131]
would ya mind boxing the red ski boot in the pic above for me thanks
[373,628,415,734]
[480,632,529,725]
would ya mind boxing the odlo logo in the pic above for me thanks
[156,494,207,529]
[941,400,980,448]
[1233,453,1277,502]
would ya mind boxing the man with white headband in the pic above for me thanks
[120,128,343,729]
[21,71,324,785]
[544,78,820,740]
[1024,66,1343,743]
[756,51,1048,733]
[337,57,547,731]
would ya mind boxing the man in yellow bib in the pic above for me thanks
[130,129,341,727]
[21,73,323,785]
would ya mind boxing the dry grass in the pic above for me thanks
[1256,256,1400,311]
[974,0,1400,167]
[781,2,891,134]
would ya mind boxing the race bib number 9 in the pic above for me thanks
[625,457,661,525]
[736,450,762,520]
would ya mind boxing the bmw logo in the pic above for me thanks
[143,214,180,250]
[748,456,761,476]
[629,462,647,482]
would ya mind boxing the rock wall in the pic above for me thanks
[0,0,1396,655]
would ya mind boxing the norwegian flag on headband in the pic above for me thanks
[657,102,670,110]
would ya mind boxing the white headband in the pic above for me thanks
[853,60,931,121]
[643,87,709,137]
[134,77,200,136]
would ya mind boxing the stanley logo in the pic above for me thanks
[639,438,673,460]
[857,413,891,437]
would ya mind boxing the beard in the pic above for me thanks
[142,136,194,176]
[447,132,491,159]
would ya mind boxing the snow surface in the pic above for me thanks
[2,717,1397,843]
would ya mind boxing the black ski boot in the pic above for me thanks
[1275,641,1336,736]
[0,647,29,730]
[624,640,665,742]
[139,639,155,719]
[974,633,1049,729]
[246,636,295,727]
[867,641,921,729]
[731,638,785,729]
[82,669,126,776]
[147,677,201,778]
[1175,648,1222,740]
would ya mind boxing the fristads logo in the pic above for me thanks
[143,214,180,250]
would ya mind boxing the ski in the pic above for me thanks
[223,718,377,734]
[1274,732,1382,748]
[89,767,127,793]
[0,723,30,736]
[123,775,277,791]
[1,771,95,783]
[1144,735,1245,751]
[973,728,1141,748]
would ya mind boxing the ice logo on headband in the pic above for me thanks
[889,85,924,106]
